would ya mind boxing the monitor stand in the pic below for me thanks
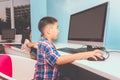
[86,45,105,51]
[72,45,105,52]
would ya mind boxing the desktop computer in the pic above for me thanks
[58,2,108,53]
[1,29,16,43]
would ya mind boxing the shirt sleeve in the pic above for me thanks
[37,43,60,66]
[46,45,60,66]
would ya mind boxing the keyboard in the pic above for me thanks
[0,41,14,43]
[57,47,105,54]
[0,41,8,43]
[57,47,87,53]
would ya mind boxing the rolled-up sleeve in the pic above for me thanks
[45,44,60,66]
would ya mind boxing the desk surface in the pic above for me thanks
[54,43,120,80]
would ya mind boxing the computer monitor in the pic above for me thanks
[1,29,16,42]
[68,2,108,50]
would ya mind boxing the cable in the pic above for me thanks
[107,51,120,53]
[103,50,120,60]
[103,50,110,60]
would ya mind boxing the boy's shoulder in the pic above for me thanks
[38,40,51,47]
[38,36,53,48]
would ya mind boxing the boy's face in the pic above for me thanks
[50,22,59,40]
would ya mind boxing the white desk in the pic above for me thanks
[54,43,120,80]
[0,35,22,44]
[0,72,15,80]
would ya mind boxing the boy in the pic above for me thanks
[34,17,103,80]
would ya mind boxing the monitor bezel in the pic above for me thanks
[68,2,108,47]
[1,29,16,41]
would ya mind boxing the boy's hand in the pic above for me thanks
[87,49,103,60]
[56,49,104,65]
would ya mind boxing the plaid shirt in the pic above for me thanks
[34,36,61,80]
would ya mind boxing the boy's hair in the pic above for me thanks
[38,16,57,35]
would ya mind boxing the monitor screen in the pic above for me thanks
[1,29,15,40]
[68,2,108,46]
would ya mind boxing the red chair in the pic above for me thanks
[0,54,12,77]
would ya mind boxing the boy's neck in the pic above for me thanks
[43,35,53,42]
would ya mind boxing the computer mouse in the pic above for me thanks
[87,56,105,61]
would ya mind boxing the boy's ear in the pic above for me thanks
[47,26,52,34]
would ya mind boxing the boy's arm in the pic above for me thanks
[27,42,38,48]
[56,50,103,65]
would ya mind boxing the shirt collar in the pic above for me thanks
[40,36,48,41]
[40,36,55,46]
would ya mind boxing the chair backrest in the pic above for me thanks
[0,54,12,77]
[9,55,36,80]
